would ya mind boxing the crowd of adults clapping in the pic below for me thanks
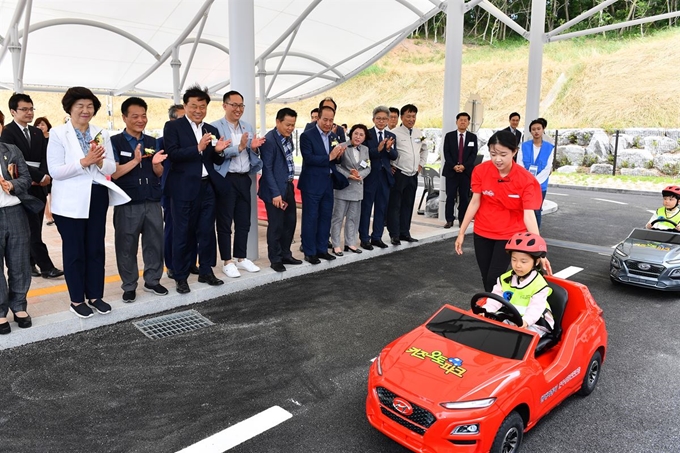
[0,85,552,333]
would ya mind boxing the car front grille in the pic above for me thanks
[625,260,665,278]
[376,386,436,434]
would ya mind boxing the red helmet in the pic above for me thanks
[662,185,680,199]
[506,232,547,258]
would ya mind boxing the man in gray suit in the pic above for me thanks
[0,138,43,333]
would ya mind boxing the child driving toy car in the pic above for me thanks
[484,232,554,337]
[646,185,680,231]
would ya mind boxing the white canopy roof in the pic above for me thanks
[0,0,443,102]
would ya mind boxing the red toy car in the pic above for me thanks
[366,276,607,453]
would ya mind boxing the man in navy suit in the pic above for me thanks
[442,112,479,228]
[258,108,303,272]
[163,85,230,294]
[298,105,346,264]
[1,93,63,279]
[502,112,523,147]
[359,105,397,250]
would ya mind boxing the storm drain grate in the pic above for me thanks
[133,309,214,339]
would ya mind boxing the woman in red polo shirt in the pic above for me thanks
[455,130,552,291]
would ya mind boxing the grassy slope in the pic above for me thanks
[2,28,679,131]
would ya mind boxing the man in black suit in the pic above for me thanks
[304,97,346,142]
[442,112,479,228]
[258,108,303,272]
[359,105,397,250]
[503,112,523,148]
[298,106,346,264]
[1,93,63,279]
[163,85,230,294]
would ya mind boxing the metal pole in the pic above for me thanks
[258,60,267,136]
[229,0,259,261]
[439,0,465,221]
[612,130,619,176]
[553,130,559,171]
[170,47,181,105]
[524,0,547,139]
[9,24,22,92]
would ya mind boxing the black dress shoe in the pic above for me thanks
[0,321,10,335]
[282,257,303,265]
[271,262,286,272]
[371,239,389,249]
[176,279,190,294]
[333,249,344,257]
[344,246,362,254]
[328,241,333,249]
[42,268,64,279]
[189,265,200,275]
[305,255,320,264]
[318,252,336,261]
[14,314,32,328]
[167,269,174,279]
[391,237,401,246]
[444,221,454,229]
[198,273,224,286]
[31,265,40,277]
[360,240,374,251]
[400,235,419,242]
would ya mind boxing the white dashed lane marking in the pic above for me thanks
[176,406,293,453]
[548,192,569,196]
[552,266,584,279]
[593,198,627,205]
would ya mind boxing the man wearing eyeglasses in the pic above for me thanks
[211,91,265,279]
[1,93,63,280]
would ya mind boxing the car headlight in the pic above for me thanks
[666,259,680,265]
[669,269,680,277]
[451,423,480,435]
[614,247,627,257]
[376,354,383,376]
[440,398,496,410]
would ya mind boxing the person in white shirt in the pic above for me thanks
[386,104,428,245]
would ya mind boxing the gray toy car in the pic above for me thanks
[610,218,680,291]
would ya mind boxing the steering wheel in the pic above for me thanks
[651,218,678,228]
[470,292,524,327]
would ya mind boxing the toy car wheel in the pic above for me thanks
[491,411,523,453]
[578,351,602,396]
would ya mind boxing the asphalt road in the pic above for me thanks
[1,187,678,453]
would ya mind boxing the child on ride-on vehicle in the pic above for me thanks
[646,185,680,231]
[484,232,554,337]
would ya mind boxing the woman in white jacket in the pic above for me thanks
[47,87,130,319]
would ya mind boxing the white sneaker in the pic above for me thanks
[222,262,241,278]
[236,258,261,273]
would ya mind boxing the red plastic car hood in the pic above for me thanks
[380,328,525,404]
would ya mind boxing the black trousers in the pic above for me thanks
[445,173,471,223]
[387,169,418,238]
[473,233,511,292]
[264,182,297,264]
[171,180,216,280]
[216,173,252,261]
[53,184,109,303]
[27,186,55,272]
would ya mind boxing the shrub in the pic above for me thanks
[568,133,578,144]
[606,154,615,164]
[645,160,654,169]
[662,163,680,176]
[581,154,599,167]
[632,136,643,149]
[583,132,592,143]
[620,160,631,169]
[556,155,571,168]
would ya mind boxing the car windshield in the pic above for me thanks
[426,308,533,360]
[630,228,680,243]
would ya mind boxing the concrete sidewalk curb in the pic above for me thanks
[549,183,657,196]
[1,226,465,350]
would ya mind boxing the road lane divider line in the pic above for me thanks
[176,406,292,453]
[593,198,627,205]
[548,192,569,196]
[553,266,584,279]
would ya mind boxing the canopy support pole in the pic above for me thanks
[229,0,259,261]
[439,0,465,220]
[171,46,181,105]
[524,0,547,137]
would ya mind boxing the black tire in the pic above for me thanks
[491,411,524,453]
[578,351,602,396]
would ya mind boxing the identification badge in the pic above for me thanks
[529,165,538,176]
[468,141,474,146]
[121,151,132,157]
[359,160,369,169]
